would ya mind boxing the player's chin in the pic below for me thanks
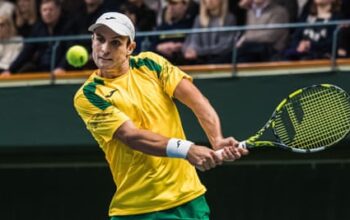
[96,60,114,69]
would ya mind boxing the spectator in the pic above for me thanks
[284,0,342,60]
[338,27,350,58]
[0,15,23,72]
[119,2,148,54]
[274,0,299,23]
[152,0,198,64]
[0,0,15,18]
[1,0,78,77]
[126,0,157,31]
[230,0,252,25]
[239,0,253,9]
[76,0,108,35]
[144,0,166,25]
[71,0,108,69]
[14,0,38,37]
[297,0,312,20]
[337,0,350,58]
[236,0,290,62]
[182,0,236,64]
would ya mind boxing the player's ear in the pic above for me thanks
[127,41,136,55]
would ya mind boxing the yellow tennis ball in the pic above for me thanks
[66,45,89,68]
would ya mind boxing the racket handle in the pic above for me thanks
[196,141,246,171]
[214,141,247,160]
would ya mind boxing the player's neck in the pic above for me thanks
[99,63,129,79]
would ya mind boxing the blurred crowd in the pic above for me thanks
[0,0,350,76]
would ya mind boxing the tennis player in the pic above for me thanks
[74,12,248,220]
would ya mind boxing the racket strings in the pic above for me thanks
[295,89,349,146]
[291,89,350,148]
[275,86,350,150]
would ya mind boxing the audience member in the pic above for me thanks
[77,0,108,34]
[69,0,109,69]
[14,0,38,37]
[297,0,312,20]
[0,0,15,18]
[151,0,198,64]
[143,0,166,25]
[0,15,23,72]
[239,0,253,9]
[182,0,236,64]
[236,0,290,62]
[284,0,342,60]
[337,0,350,58]
[119,2,147,54]
[126,0,157,31]
[274,0,299,23]
[1,0,78,76]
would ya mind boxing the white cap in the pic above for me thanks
[88,12,135,41]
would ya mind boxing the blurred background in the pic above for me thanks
[1,0,350,219]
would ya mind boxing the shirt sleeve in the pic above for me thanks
[74,91,130,143]
[157,54,193,97]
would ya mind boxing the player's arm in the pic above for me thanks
[114,120,222,171]
[173,78,248,159]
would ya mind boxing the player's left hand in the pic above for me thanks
[213,137,249,161]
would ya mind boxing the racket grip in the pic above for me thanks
[214,141,247,160]
[196,141,246,171]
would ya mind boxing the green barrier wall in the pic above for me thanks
[1,71,350,148]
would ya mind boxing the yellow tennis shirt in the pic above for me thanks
[74,52,206,216]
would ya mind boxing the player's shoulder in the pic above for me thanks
[134,51,163,60]
[73,71,98,105]
[131,51,169,67]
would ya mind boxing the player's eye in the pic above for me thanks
[96,36,105,43]
[111,40,121,47]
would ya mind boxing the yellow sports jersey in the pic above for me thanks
[74,52,206,216]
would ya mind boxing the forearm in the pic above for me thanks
[173,79,223,149]
[116,126,169,156]
[115,121,194,158]
[192,97,223,149]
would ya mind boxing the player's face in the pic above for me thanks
[92,26,135,71]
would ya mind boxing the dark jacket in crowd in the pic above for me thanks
[9,17,78,73]
[284,13,342,60]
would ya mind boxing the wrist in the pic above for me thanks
[166,138,193,158]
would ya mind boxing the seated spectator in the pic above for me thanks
[236,0,290,63]
[0,15,23,72]
[126,0,157,31]
[337,0,350,58]
[14,0,38,37]
[119,2,149,54]
[297,0,312,20]
[76,0,108,34]
[69,0,108,69]
[151,0,198,64]
[284,0,342,60]
[274,0,299,23]
[1,0,78,77]
[182,0,236,64]
[0,0,15,18]
[338,27,350,58]
[239,0,253,10]
[143,0,165,25]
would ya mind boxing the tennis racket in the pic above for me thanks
[216,84,350,157]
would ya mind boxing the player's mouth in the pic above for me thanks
[99,57,112,61]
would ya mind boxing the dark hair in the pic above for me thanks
[40,0,61,7]
[310,0,341,16]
